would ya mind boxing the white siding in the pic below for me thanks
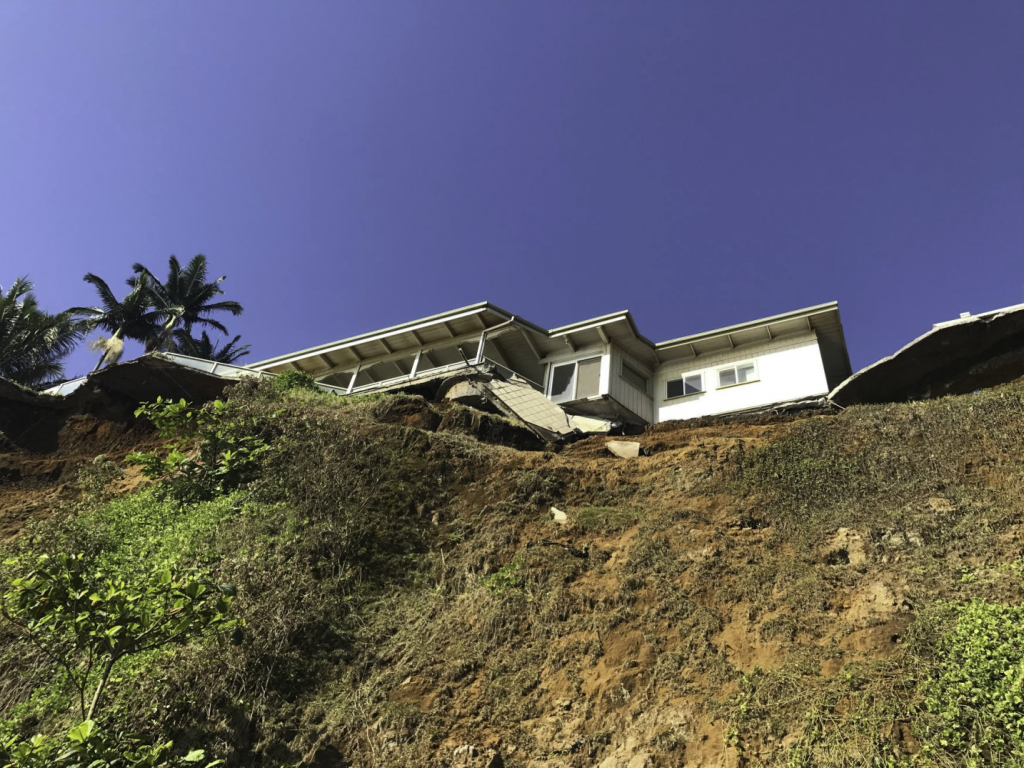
[608,344,655,423]
[655,333,829,422]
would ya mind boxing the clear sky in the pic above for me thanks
[2,2,1022,378]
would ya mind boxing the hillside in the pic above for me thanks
[2,377,1024,767]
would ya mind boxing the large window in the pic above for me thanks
[549,357,601,403]
[718,361,758,388]
[667,373,704,399]
[621,362,649,393]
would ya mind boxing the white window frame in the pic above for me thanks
[547,357,602,403]
[666,372,704,400]
[717,360,759,389]
[620,361,649,395]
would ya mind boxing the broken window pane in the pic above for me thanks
[550,364,576,400]
[576,358,601,399]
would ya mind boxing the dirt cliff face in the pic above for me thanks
[3,382,1024,767]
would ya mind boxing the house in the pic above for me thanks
[250,301,851,428]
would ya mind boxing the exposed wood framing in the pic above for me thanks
[486,337,511,368]
[519,328,542,359]
[596,326,610,344]
[441,321,456,338]
[563,335,578,352]
[379,337,394,354]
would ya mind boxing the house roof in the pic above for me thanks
[830,302,1024,406]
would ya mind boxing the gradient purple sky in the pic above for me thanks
[2,2,1022,378]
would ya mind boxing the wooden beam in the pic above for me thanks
[472,313,488,331]
[766,326,774,341]
[410,329,425,345]
[379,337,394,354]
[318,354,334,368]
[727,334,735,349]
[563,335,577,353]
[441,321,456,338]
[487,337,511,368]
[688,342,697,358]
[520,328,542,359]
[596,326,610,344]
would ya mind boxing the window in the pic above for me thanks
[718,362,758,388]
[667,373,703,399]
[549,357,601,403]
[621,362,649,393]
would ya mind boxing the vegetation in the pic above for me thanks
[129,255,244,355]
[0,277,82,387]
[71,273,165,371]
[3,375,1024,764]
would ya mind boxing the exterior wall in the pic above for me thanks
[654,333,829,423]
[608,344,655,423]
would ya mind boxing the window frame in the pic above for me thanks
[547,356,602,403]
[716,360,759,389]
[619,361,650,395]
[666,372,705,400]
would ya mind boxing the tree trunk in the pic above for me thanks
[87,656,116,720]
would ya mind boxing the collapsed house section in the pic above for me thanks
[830,302,1024,406]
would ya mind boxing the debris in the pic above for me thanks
[550,507,568,524]
[606,440,643,459]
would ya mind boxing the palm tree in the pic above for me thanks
[130,255,243,349]
[69,273,164,371]
[173,329,251,364]
[0,277,83,388]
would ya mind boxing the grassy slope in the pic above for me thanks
[3,379,1024,767]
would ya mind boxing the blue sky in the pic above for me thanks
[2,2,1022,378]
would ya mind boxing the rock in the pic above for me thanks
[607,441,642,459]
[453,744,479,759]
[551,507,568,524]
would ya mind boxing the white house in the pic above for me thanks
[249,302,851,427]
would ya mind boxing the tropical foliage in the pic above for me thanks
[70,273,165,371]
[0,277,82,388]
[172,330,250,364]
[68,254,246,371]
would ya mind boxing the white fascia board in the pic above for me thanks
[250,304,498,371]
[656,303,840,351]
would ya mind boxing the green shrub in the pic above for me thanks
[127,397,276,505]
[918,600,1024,764]
[272,370,319,394]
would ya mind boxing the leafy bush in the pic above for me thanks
[127,397,276,505]
[918,600,1024,765]
[1,719,220,767]
[272,370,319,394]
[0,554,237,722]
